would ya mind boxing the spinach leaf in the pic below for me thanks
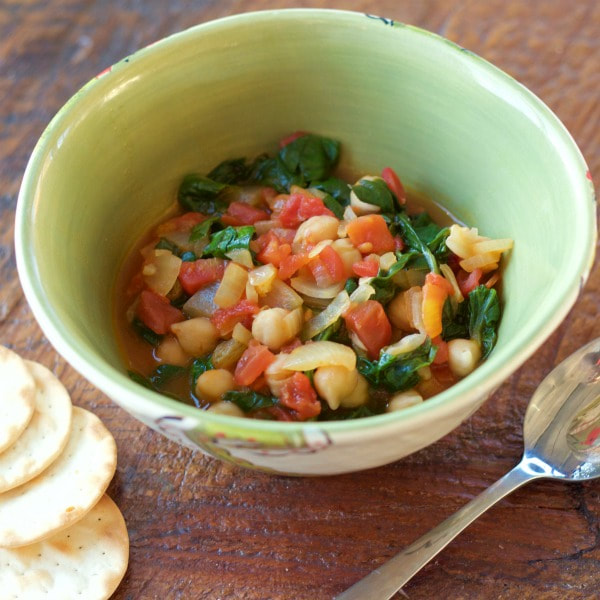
[322,194,345,219]
[128,364,184,391]
[468,285,500,358]
[313,318,347,342]
[132,319,162,346]
[223,390,277,412]
[202,226,255,258]
[207,158,250,184]
[357,338,437,392]
[391,213,439,274]
[190,356,213,389]
[150,364,185,387]
[155,237,181,256]
[180,251,197,262]
[319,404,378,420]
[178,174,229,213]
[128,370,153,390]
[311,177,351,204]
[344,278,358,295]
[410,213,450,260]
[189,215,220,242]
[352,178,396,213]
[370,251,418,304]
[441,297,469,341]
[251,156,301,192]
[279,134,340,182]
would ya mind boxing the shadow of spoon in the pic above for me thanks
[336,337,600,600]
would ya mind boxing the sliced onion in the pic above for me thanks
[440,263,464,303]
[384,333,426,356]
[290,276,344,299]
[182,281,220,318]
[214,262,248,308]
[225,248,254,269]
[459,253,499,273]
[303,291,351,339]
[232,322,253,345]
[211,338,246,369]
[308,239,333,259]
[261,278,303,310]
[343,205,358,221]
[143,249,182,296]
[249,263,277,295]
[349,282,375,304]
[254,219,280,235]
[281,341,356,371]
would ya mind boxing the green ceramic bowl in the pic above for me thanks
[15,9,596,475]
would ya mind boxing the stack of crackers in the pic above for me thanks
[0,345,129,599]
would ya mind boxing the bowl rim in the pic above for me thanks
[14,8,597,438]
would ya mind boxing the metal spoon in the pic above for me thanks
[337,337,600,600]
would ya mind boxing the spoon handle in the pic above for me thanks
[336,460,543,600]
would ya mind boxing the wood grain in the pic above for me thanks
[1,1,598,598]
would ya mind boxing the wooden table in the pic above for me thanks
[1,1,599,598]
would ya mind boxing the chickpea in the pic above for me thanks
[155,335,190,367]
[340,373,369,408]
[350,175,383,215]
[252,307,296,351]
[293,215,339,250]
[171,317,219,357]
[331,238,362,278]
[313,366,361,410]
[448,338,482,377]
[207,401,245,417]
[387,390,423,412]
[195,369,236,403]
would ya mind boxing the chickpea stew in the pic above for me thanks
[116,133,513,421]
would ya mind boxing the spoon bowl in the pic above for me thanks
[338,337,600,599]
[523,339,600,480]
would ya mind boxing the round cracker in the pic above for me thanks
[0,494,129,600]
[0,361,72,493]
[0,407,117,548]
[0,345,36,453]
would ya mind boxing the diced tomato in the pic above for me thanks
[211,299,260,335]
[432,335,449,365]
[430,363,456,385]
[279,131,308,148]
[249,374,268,393]
[421,273,453,339]
[126,272,144,298]
[234,341,276,386]
[278,253,310,280]
[309,245,346,287]
[344,300,392,359]
[279,194,335,228]
[156,212,206,236]
[178,258,226,295]
[255,230,292,267]
[137,290,184,334]
[266,405,295,422]
[352,259,379,278]
[280,338,303,354]
[220,202,270,226]
[278,372,321,420]
[394,236,405,252]
[457,268,483,296]
[381,167,406,203]
[346,215,396,255]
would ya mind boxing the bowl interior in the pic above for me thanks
[17,10,595,430]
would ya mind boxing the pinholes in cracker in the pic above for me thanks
[0,361,72,493]
[0,345,36,453]
[0,407,117,547]
[0,494,129,600]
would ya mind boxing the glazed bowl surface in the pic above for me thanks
[15,9,596,475]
